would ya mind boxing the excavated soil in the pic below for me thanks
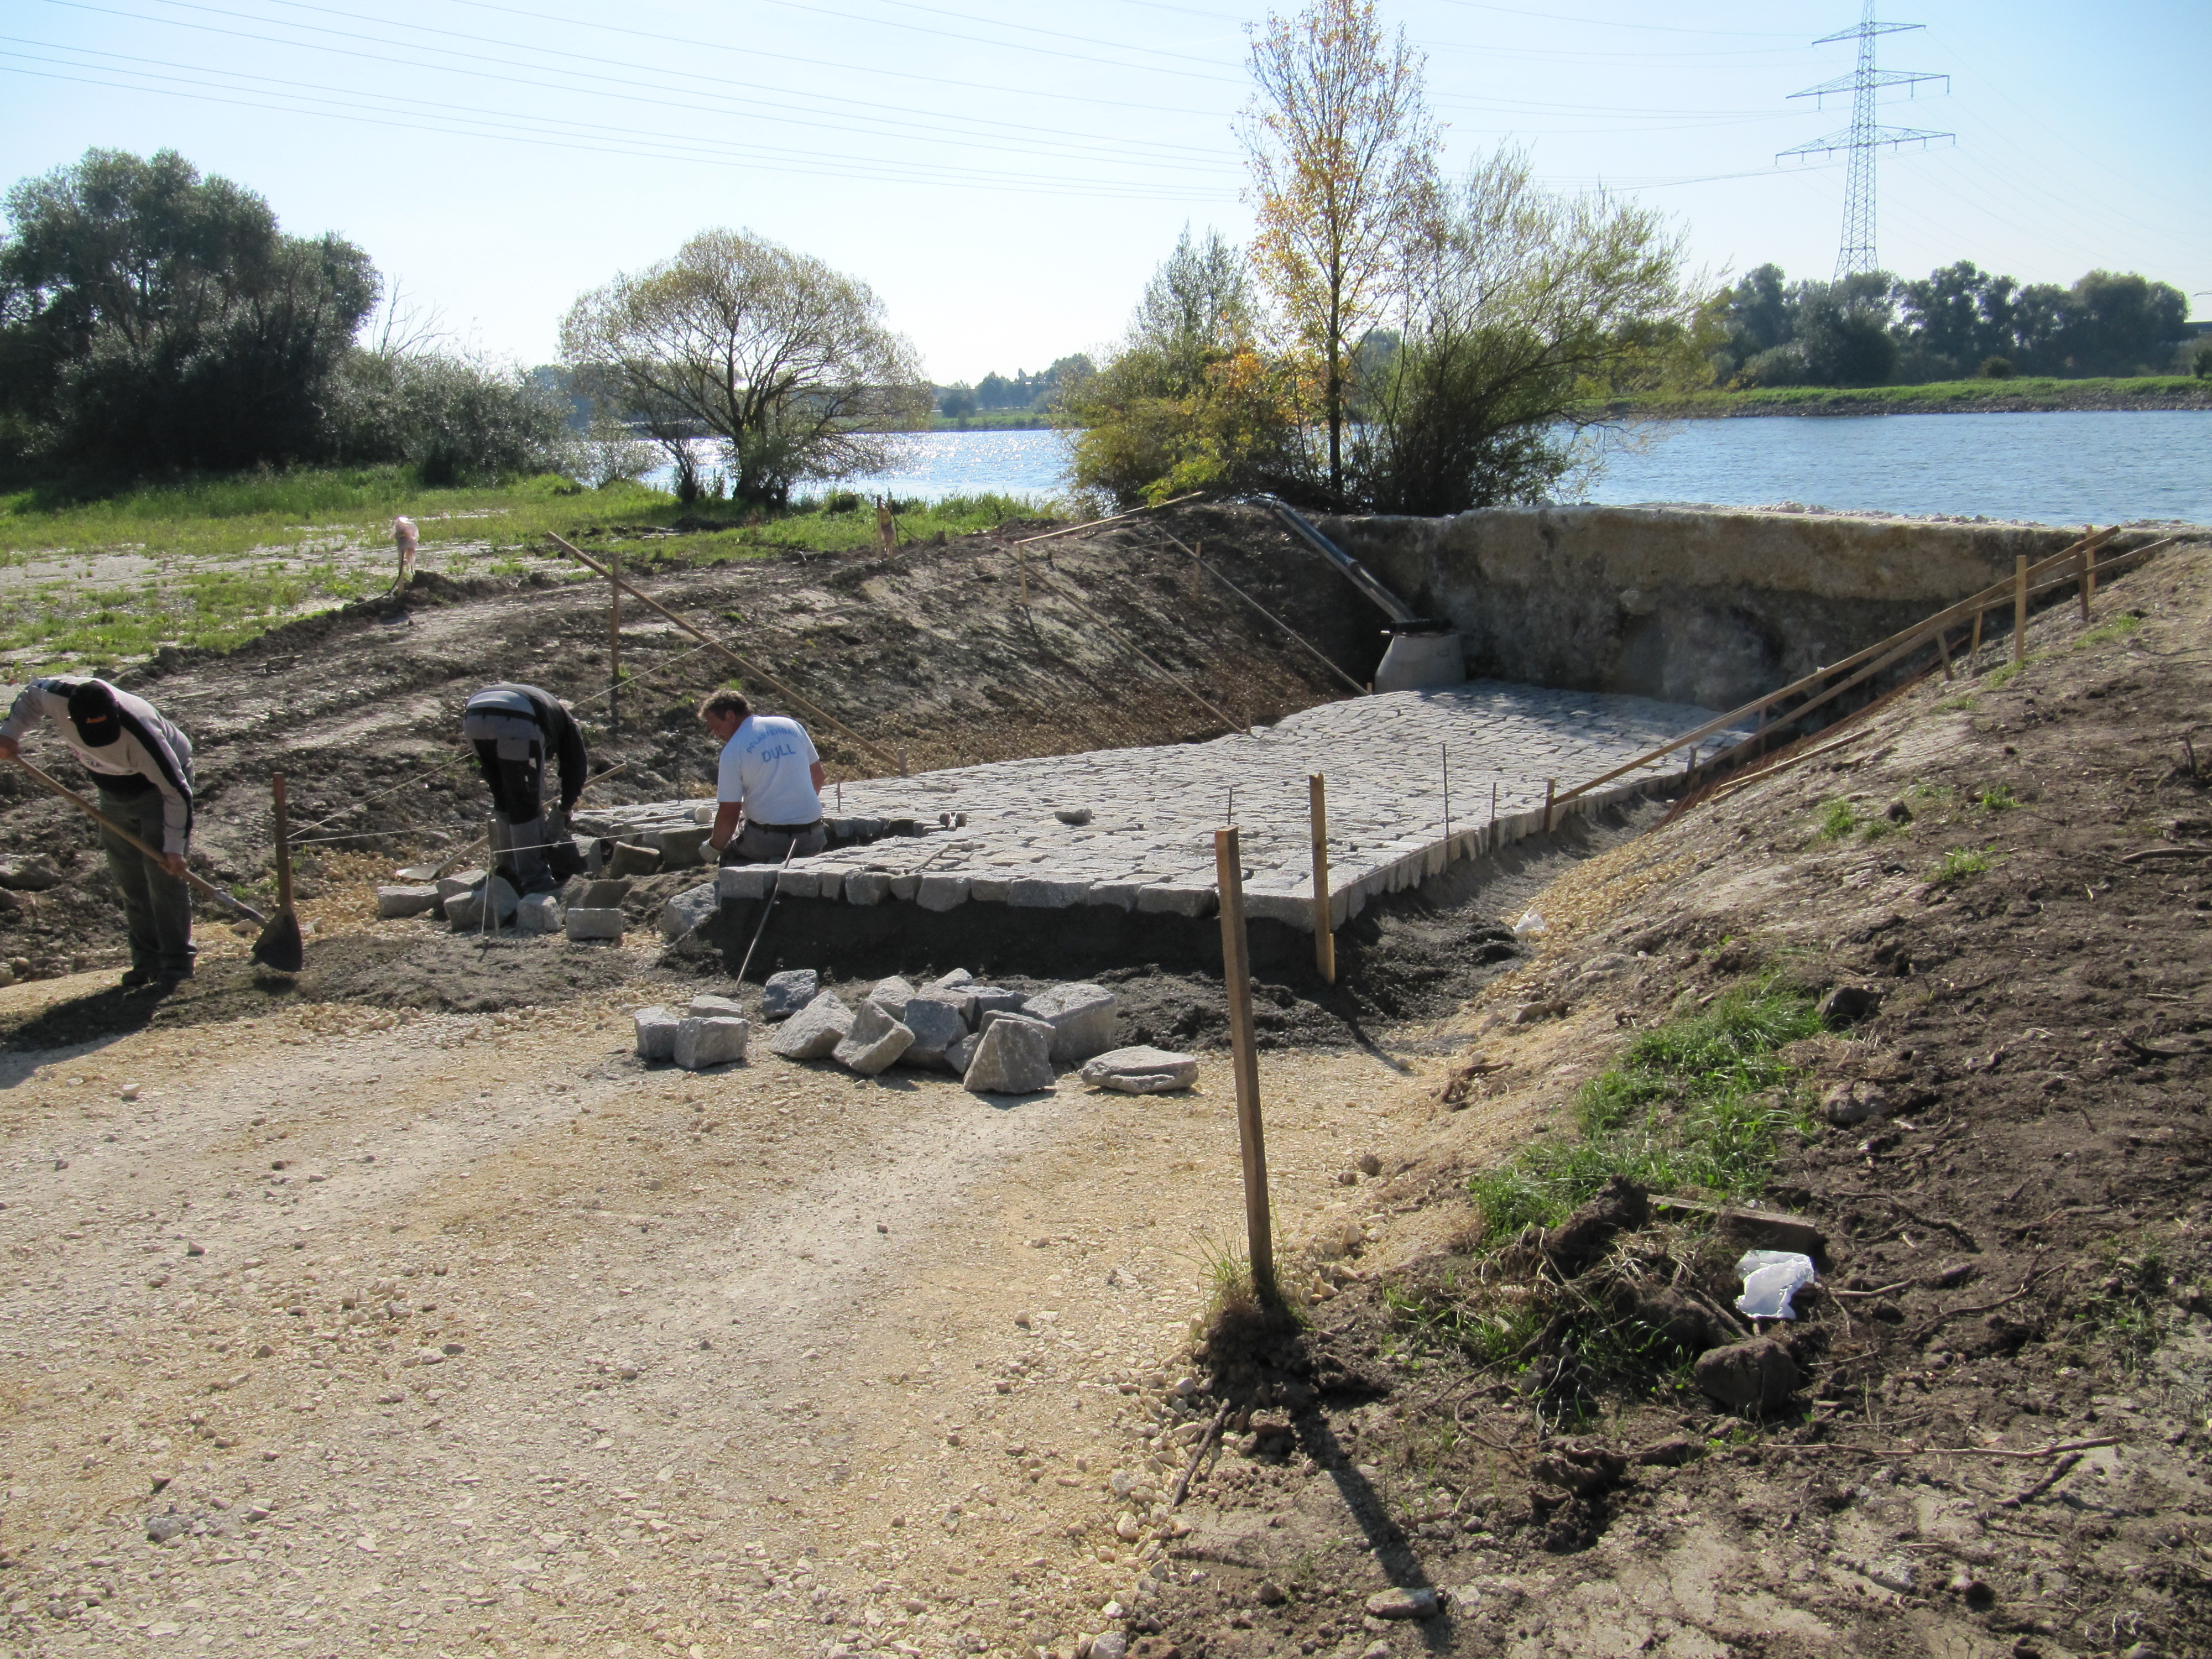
[1128,541,2212,1659]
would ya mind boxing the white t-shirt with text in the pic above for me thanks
[716,715,821,825]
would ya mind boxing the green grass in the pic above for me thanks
[1976,785,2018,813]
[1817,798,1858,841]
[1465,979,1823,1244]
[1383,1272,1545,1368]
[0,467,1059,672]
[2077,611,2143,649]
[1930,845,1993,884]
[1602,374,2208,419]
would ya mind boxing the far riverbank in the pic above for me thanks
[1604,373,2212,419]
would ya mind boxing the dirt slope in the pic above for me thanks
[1135,542,2212,1659]
[0,503,1379,982]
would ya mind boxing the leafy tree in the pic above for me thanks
[0,148,377,473]
[1896,260,2017,378]
[1351,150,1693,514]
[2038,270,2188,375]
[560,227,929,508]
[937,381,978,418]
[1792,273,1898,387]
[1067,228,1305,504]
[1241,0,1438,503]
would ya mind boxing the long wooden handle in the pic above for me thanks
[9,755,268,923]
[272,773,295,917]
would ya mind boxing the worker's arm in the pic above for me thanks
[0,681,59,757]
[810,760,826,794]
[707,801,744,853]
[553,706,590,811]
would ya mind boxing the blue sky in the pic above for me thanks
[3,0,2204,383]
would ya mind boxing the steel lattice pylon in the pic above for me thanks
[1778,0,1953,279]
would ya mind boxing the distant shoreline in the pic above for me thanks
[1600,374,2212,420]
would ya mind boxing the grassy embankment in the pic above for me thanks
[0,468,1052,674]
[927,410,1058,432]
[1604,373,2211,419]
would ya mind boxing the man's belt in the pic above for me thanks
[745,817,823,834]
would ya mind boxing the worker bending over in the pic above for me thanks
[697,691,827,863]
[0,677,197,991]
[461,682,588,895]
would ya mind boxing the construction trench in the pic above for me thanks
[2,498,2210,1659]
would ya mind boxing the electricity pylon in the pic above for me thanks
[1778,0,1952,280]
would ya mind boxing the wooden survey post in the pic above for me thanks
[607,550,621,732]
[2080,536,2096,620]
[2013,555,2028,665]
[1214,826,1276,1303]
[1308,775,1335,985]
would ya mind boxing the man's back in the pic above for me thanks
[721,714,820,824]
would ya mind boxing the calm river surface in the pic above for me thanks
[670,410,2211,524]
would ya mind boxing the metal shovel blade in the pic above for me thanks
[251,911,306,974]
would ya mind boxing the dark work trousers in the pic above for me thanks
[469,732,552,891]
[722,820,828,865]
[97,785,195,977]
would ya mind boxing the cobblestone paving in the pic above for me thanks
[580,683,1738,931]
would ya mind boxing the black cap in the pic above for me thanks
[66,680,121,747]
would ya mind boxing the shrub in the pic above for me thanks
[333,349,571,484]
[1979,355,2018,379]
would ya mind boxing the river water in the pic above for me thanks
[664,410,2211,525]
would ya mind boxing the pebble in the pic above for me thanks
[1364,1586,1439,1620]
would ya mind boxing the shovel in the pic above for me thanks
[263,773,306,973]
[10,755,307,974]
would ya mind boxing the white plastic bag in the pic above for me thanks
[1734,1248,1817,1320]
[1512,907,1548,937]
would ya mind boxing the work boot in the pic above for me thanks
[153,968,192,995]
[119,967,153,990]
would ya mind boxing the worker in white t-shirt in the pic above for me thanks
[697,690,829,864]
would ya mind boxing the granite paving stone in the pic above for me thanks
[585,683,1738,932]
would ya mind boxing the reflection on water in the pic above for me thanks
[655,410,2211,525]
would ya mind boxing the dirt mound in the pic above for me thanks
[1134,541,2212,1657]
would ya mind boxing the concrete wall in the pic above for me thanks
[1315,506,2174,711]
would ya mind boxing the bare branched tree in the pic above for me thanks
[560,228,930,508]
[1240,0,1438,504]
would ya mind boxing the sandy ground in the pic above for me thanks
[0,953,1464,1658]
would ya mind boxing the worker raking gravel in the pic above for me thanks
[0,676,198,991]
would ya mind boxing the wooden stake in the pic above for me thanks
[1543,777,1556,833]
[1214,826,1275,1306]
[1308,775,1335,985]
[2084,539,2097,614]
[607,550,621,733]
[1970,605,1984,661]
[547,532,905,775]
[1441,744,1452,847]
[1938,628,1954,680]
[2013,555,2028,665]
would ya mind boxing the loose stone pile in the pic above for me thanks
[629,968,1198,1097]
